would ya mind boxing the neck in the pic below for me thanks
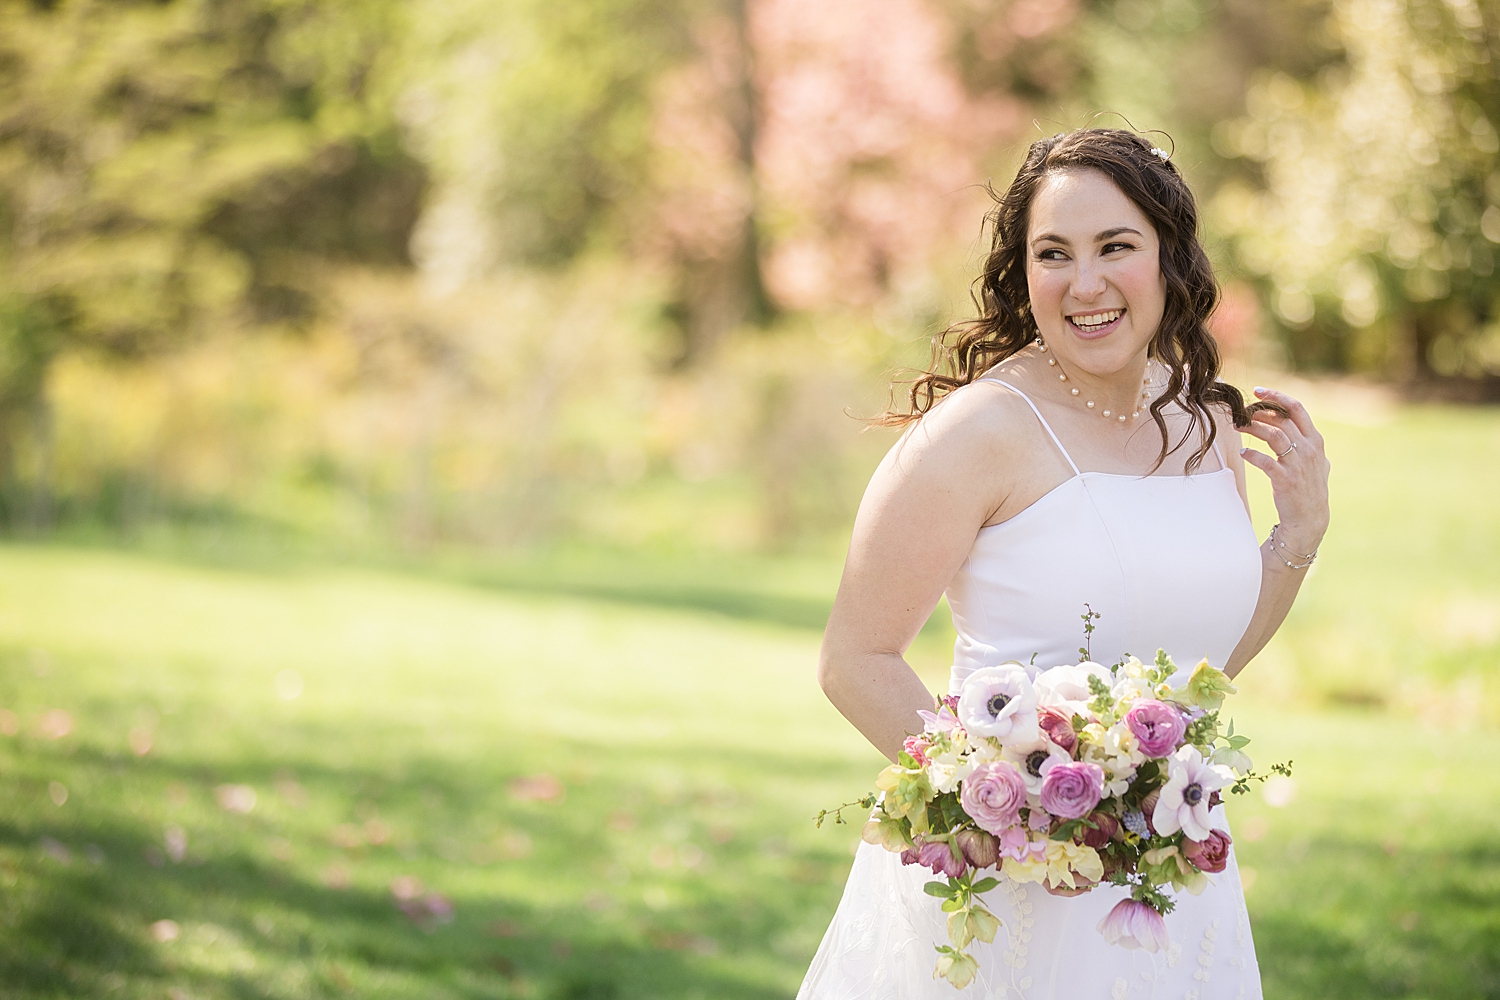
[1037,343,1154,422]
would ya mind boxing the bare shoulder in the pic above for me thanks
[885,377,1041,472]
[1206,400,1243,454]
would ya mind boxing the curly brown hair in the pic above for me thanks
[882,127,1278,471]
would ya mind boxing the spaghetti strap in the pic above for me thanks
[978,377,1081,476]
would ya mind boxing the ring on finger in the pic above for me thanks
[1275,442,1297,460]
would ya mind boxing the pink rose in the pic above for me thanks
[1096,899,1170,952]
[1182,829,1232,873]
[1038,761,1105,820]
[1038,708,1078,754]
[955,828,1000,869]
[1082,810,1119,849]
[1124,700,1188,757]
[960,762,1027,834]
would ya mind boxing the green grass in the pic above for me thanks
[0,396,1497,999]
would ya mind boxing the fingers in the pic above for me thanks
[1240,445,1279,477]
[1252,386,1318,440]
[1240,418,1294,456]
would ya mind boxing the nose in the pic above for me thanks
[1070,257,1107,302]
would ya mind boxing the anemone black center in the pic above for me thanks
[1025,750,1049,776]
[1184,783,1204,806]
[986,693,1010,717]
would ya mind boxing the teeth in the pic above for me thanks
[1070,309,1122,330]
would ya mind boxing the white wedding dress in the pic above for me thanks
[798,379,1266,999]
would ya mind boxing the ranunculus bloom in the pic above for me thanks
[1037,708,1078,753]
[1183,829,1232,873]
[1039,761,1105,820]
[1124,700,1188,757]
[955,828,1000,869]
[1096,899,1170,952]
[1152,746,1234,842]
[960,761,1028,834]
[1082,810,1119,849]
[957,665,1039,745]
[918,839,967,878]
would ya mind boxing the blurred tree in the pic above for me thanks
[1208,0,1500,389]
[0,0,423,522]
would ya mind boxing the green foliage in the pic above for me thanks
[1210,0,1500,377]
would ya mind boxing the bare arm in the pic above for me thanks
[1223,387,1332,678]
[818,388,1020,762]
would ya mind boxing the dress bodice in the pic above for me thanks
[945,378,1262,695]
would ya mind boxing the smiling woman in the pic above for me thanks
[800,129,1331,998]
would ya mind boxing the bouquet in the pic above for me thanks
[818,610,1290,989]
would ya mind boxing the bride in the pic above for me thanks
[799,128,1330,998]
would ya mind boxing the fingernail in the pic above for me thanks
[1239,447,1249,455]
[1253,386,1267,395]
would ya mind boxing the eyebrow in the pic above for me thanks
[1031,227,1145,246]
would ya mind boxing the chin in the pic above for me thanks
[1064,330,1151,374]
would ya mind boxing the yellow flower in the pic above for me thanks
[1001,852,1050,885]
[1043,840,1104,888]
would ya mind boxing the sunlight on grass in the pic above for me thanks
[0,399,1496,998]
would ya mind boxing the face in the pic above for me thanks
[1024,168,1166,377]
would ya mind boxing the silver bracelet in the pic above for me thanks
[1267,523,1317,569]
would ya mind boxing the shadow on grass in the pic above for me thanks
[0,825,769,1000]
[0,734,866,1000]
[4,534,964,639]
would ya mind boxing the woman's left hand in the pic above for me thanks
[1238,386,1331,555]
[1043,882,1093,898]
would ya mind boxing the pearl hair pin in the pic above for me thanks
[1036,336,1151,422]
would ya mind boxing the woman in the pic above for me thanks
[799,129,1330,998]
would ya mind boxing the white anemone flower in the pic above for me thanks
[1152,746,1234,841]
[957,664,1040,746]
[1000,738,1072,795]
[1032,661,1113,718]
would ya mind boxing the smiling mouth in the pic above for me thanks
[1068,309,1125,334]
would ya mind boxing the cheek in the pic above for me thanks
[1027,265,1067,305]
[1118,260,1166,313]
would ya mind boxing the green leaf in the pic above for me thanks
[1050,819,1081,841]
[940,896,964,912]
[970,877,1000,893]
[924,880,957,898]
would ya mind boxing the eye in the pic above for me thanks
[1102,241,1138,254]
[1036,248,1069,262]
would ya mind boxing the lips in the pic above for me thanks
[1067,308,1125,338]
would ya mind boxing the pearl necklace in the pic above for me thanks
[1036,337,1152,423]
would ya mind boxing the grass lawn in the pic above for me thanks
[0,395,1497,999]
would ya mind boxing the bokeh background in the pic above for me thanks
[1,0,1498,997]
